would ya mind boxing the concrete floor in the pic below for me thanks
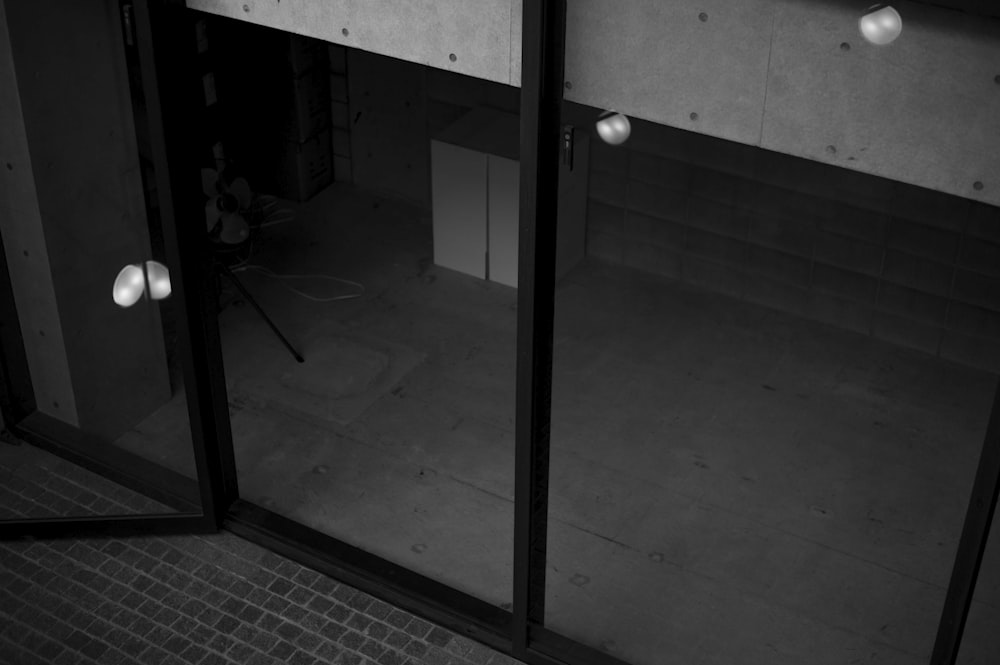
[114,180,1000,665]
[545,262,999,665]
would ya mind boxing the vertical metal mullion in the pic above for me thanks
[129,0,237,527]
[513,0,566,657]
[0,226,36,428]
[931,377,1000,665]
[0,3,36,429]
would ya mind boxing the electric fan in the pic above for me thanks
[202,167,252,244]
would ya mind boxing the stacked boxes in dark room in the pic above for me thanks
[192,16,228,173]
[211,19,333,202]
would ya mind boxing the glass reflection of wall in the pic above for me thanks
[546,2,1000,664]
[0,3,198,499]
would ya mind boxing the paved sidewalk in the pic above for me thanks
[0,443,520,665]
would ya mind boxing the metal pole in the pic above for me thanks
[512,0,566,657]
[930,377,1000,664]
[129,0,239,526]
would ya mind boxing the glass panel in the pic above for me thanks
[546,2,1000,663]
[203,17,516,606]
[0,3,200,514]
[0,439,176,519]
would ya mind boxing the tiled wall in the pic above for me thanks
[577,109,1000,374]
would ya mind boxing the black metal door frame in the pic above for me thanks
[931,380,1000,664]
[2,1,998,665]
[0,0,233,539]
[512,0,563,658]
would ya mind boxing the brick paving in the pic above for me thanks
[0,442,521,665]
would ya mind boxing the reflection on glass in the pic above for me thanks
[547,115,997,662]
[0,441,175,519]
[547,0,1000,662]
[0,1,199,515]
[205,18,516,607]
[112,261,172,308]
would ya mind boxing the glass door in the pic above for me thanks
[0,0,221,536]
[541,2,1000,664]
[192,11,520,610]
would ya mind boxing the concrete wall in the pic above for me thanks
[0,0,79,426]
[187,0,520,89]
[1,0,172,440]
[564,0,1000,207]
[186,0,1000,208]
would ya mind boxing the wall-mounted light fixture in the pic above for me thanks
[112,260,171,308]
[596,110,631,146]
[860,4,902,46]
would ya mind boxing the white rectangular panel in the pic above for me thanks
[431,140,488,279]
[487,154,520,288]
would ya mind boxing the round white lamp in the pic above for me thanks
[112,264,145,308]
[596,110,631,146]
[112,260,171,308]
[144,260,172,301]
[859,5,902,46]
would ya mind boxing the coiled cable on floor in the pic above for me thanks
[230,264,365,303]
[223,196,366,303]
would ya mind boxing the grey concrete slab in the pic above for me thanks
[563,0,774,147]
[186,0,515,85]
[762,0,1000,206]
